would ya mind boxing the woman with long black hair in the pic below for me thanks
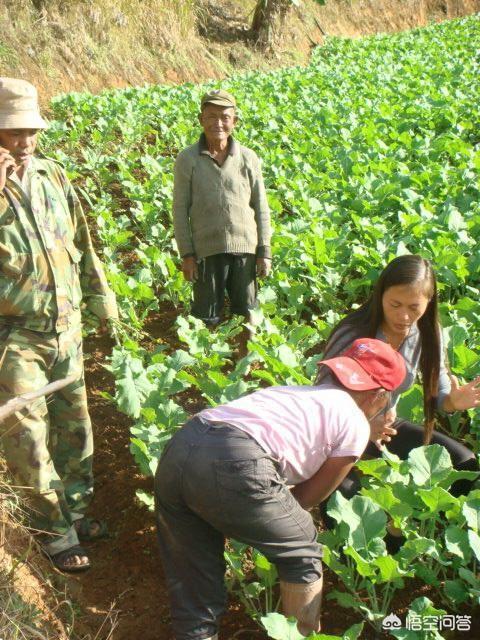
[317,254,480,499]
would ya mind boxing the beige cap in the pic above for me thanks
[200,89,236,109]
[0,78,48,130]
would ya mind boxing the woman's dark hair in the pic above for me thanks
[323,255,441,443]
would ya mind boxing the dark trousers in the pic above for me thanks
[154,417,322,640]
[321,419,478,529]
[191,253,257,324]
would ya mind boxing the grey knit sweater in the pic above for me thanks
[173,136,272,260]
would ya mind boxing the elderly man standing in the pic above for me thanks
[173,89,272,351]
[0,78,118,572]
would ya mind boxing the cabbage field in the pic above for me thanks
[44,14,480,639]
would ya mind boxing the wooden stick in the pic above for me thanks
[0,374,78,422]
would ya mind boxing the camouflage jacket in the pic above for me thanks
[0,156,118,332]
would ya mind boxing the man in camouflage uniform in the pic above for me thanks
[0,78,118,571]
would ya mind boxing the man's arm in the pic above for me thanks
[291,456,357,510]
[59,167,118,322]
[173,153,195,260]
[248,152,272,260]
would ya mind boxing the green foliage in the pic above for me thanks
[41,14,480,636]
[321,443,480,631]
[0,43,18,66]
[44,18,480,443]
[225,541,280,623]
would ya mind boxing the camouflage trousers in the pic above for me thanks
[0,322,93,555]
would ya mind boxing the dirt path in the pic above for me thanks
[74,331,171,639]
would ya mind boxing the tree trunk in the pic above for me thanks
[251,0,293,49]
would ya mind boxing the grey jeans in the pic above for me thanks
[154,417,323,640]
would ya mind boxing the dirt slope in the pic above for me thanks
[0,1,479,103]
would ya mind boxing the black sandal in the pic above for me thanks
[46,545,91,573]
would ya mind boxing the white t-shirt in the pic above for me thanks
[200,384,370,485]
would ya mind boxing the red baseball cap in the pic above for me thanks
[319,338,406,391]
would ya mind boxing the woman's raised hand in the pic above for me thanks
[446,374,480,412]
